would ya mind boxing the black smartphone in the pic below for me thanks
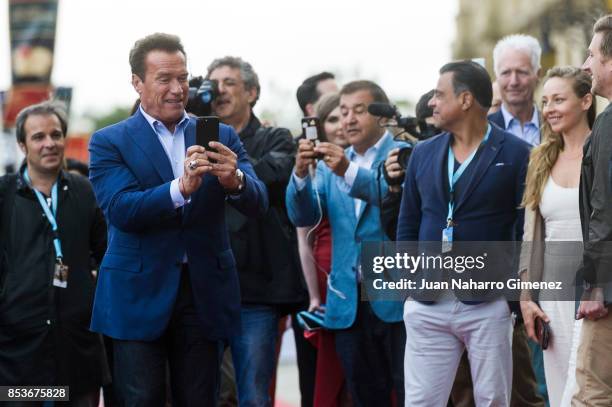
[301,116,326,159]
[535,316,551,350]
[196,116,219,163]
[301,116,326,143]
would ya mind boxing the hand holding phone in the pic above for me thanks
[196,116,219,163]
[301,117,326,160]
[535,316,551,349]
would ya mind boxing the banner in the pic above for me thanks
[9,0,59,85]
[2,85,52,128]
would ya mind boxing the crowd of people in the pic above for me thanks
[2,13,612,407]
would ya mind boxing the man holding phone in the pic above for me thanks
[88,34,267,407]
[206,56,307,407]
[287,80,407,406]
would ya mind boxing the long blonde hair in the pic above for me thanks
[521,66,595,210]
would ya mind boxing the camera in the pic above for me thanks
[383,144,414,187]
[367,102,440,143]
[394,122,440,171]
[186,76,219,117]
[397,145,414,170]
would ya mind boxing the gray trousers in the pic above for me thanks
[404,298,513,407]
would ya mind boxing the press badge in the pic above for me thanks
[53,261,69,288]
[442,226,453,253]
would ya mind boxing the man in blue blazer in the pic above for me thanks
[397,61,530,406]
[88,33,267,407]
[287,80,406,406]
[450,34,546,407]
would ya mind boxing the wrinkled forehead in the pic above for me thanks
[24,113,64,138]
[143,50,188,75]
[209,65,243,82]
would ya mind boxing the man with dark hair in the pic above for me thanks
[397,61,530,406]
[296,72,338,116]
[88,34,267,406]
[0,101,109,405]
[287,79,406,405]
[206,56,307,407]
[573,14,612,405]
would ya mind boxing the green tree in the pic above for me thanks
[88,105,133,131]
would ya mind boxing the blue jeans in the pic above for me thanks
[230,305,281,407]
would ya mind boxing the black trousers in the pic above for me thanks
[292,310,317,407]
[112,268,224,407]
[334,300,405,407]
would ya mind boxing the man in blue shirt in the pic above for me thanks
[490,34,542,146]
[287,80,406,406]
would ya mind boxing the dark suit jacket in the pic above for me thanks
[488,109,505,130]
[88,110,268,341]
[396,123,530,302]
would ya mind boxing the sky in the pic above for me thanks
[0,0,459,128]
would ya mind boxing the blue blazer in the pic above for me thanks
[88,111,268,341]
[396,124,530,300]
[286,134,406,329]
[488,109,505,129]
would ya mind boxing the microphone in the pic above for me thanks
[367,102,398,118]
[368,102,421,138]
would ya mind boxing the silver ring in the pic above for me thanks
[188,160,197,170]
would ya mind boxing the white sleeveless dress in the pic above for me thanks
[538,175,583,407]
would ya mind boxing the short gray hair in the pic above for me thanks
[15,101,68,144]
[493,34,542,76]
[206,56,260,107]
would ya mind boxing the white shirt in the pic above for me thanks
[140,105,191,208]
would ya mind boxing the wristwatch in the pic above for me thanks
[227,168,245,195]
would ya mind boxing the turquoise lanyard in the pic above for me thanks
[446,124,491,225]
[23,169,63,261]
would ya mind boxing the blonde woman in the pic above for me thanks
[520,66,595,406]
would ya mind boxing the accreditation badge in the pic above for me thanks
[53,261,69,288]
[442,226,453,254]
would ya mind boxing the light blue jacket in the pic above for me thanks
[286,134,405,329]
